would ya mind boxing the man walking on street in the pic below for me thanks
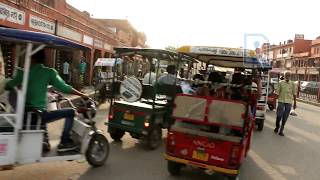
[79,57,87,88]
[63,60,70,83]
[274,71,297,136]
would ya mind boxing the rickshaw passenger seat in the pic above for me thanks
[141,85,155,100]
[112,81,121,96]
[0,118,14,133]
[23,109,44,130]
[156,84,182,98]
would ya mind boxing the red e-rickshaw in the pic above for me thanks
[164,46,271,180]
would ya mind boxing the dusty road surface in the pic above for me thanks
[1,102,319,180]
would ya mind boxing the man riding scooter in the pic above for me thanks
[5,50,89,152]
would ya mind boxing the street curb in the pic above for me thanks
[297,98,320,107]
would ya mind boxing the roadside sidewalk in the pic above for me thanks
[297,98,320,107]
[63,86,96,101]
[60,86,96,107]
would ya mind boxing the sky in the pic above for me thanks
[67,0,320,49]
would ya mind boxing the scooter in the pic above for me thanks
[0,90,110,169]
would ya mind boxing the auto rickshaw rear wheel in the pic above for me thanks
[268,104,274,111]
[86,133,110,167]
[167,160,182,176]
[257,119,264,131]
[227,175,240,180]
[109,128,125,141]
[142,126,162,150]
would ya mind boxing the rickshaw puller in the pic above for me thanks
[274,72,297,136]
[5,50,89,152]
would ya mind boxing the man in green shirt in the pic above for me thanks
[274,72,297,136]
[6,50,88,152]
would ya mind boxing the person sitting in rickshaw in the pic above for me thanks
[158,65,177,85]
[191,74,205,89]
[207,71,226,98]
[192,74,210,96]
[249,82,259,117]
[5,50,88,153]
[143,65,156,85]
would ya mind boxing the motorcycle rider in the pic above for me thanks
[5,50,88,152]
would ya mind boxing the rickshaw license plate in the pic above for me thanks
[192,151,209,161]
[124,113,134,121]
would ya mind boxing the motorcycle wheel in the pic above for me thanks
[86,133,109,167]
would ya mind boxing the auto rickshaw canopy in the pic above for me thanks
[114,47,196,63]
[94,58,123,67]
[0,27,88,50]
[177,46,271,69]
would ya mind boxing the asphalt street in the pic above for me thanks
[0,102,319,180]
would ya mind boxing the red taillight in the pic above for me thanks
[167,132,176,153]
[108,114,113,120]
[241,113,246,119]
[229,145,240,166]
[257,106,265,110]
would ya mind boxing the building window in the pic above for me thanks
[317,48,320,54]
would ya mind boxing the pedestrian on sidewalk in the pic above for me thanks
[79,57,87,89]
[274,71,297,136]
[62,60,70,83]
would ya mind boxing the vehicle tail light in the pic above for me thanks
[144,115,151,128]
[167,132,176,153]
[257,106,265,111]
[229,145,240,166]
[144,121,150,128]
[180,148,188,156]
[241,113,246,119]
[108,109,114,120]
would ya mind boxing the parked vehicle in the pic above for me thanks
[266,77,278,111]
[300,81,310,92]
[93,58,123,104]
[105,48,194,150]
[0,27,109,169]
[255,72,270,131]
[304,81,319,95]
[164,46,271,180]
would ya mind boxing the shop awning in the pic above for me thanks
[94,58,123,66]
[0,27,88,50]
[177,46,272,69]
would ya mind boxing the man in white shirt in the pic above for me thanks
[63,60,70,83]
[143,65,156,85]
[158,65,177,85]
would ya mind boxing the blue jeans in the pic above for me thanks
[276,102,292,132]
[43,108,75,144]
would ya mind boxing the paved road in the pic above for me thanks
[1,102,319,180]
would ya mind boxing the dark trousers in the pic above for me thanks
[43,108,75,144]
[276,102,292,132]
[63,74,69,83]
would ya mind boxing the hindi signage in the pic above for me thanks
[0,2,25,25]
[29,14,55,34]
[190,46,256,57]
[94,39,103,49]
[57,25,82,42]
[83,35,93,45]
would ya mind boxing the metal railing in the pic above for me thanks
[297,82,320,103]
